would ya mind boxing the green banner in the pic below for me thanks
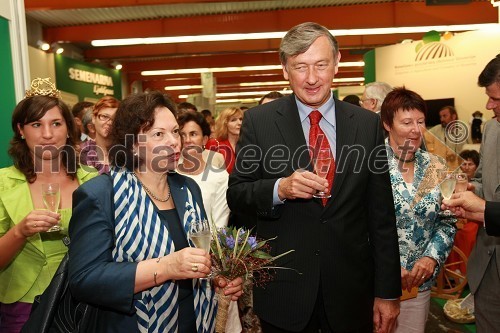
[363,50,376,84]
[54,55,121,103]
[0,17,16,167]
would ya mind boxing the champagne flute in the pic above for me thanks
[454,172,468,193]
[42,183,61,232]
[454,172,468,228]
[312,148,332,199]
[438,170,456,217]
[189,218,211,280]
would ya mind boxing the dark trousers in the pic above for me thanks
[260,285,372,333]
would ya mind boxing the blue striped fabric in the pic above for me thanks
[110,168,216,332]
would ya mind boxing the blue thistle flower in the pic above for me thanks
[226,236,235,249]
[248,236,258,250]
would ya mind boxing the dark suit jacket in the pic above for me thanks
[68,172,205,333]
[485,201,500,236]
[227,94,401,332]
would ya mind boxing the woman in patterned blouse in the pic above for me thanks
[380,87,456,333]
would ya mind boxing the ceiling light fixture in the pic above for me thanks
[166,77,363,92]
[36,40,50,51]
[216,98,262,104]
[92,23,499,47]
[164,85,203,91]
[142,62,364,76]
[51,43,64,54]
[179,90,294,99]
[238,81,289,87]
[111,61,123,70]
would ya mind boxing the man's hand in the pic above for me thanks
[277,170,328,200]
[373,298,399,333]
[442,191,486,222]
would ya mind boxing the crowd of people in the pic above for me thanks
[0,21,498,333]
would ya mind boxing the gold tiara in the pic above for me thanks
[25,77,61,98]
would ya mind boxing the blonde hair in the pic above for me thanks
[215,107,243,140]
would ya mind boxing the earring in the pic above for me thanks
[67,134,69,139]
[21,135,25,140]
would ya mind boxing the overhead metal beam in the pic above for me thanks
[43,3,498,43]
[25,0,253,11]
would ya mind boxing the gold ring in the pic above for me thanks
[192,264,198,272]
[421,275,426,279]
[34,223,38,228]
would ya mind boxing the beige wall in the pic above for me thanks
[375,29,500,123]
[28,46,56,81]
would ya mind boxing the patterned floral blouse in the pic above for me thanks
[385,140,456,291]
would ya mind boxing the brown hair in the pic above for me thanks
[9,95,79,183]
[380,87,427,134]
[459,149,480,166]
[109,91,177,171]
[177,111,211,137]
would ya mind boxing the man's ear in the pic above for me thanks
[282,64,289,81]
[334,51,342,75]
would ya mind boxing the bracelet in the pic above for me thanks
[153,257,161,286]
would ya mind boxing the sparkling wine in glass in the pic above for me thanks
[454,172,468,193]
[42,183,61,232]
[189,219,211,280]
[312,148,332,199]
[438,170,456,217]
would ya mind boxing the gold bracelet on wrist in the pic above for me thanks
[153,257,161,286]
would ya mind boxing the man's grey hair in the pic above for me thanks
[279,22,339,66]
[81,108,94,135]
[364,82,393,112]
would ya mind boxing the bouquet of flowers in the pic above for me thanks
[210,225,294,332]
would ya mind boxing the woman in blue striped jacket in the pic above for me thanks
[68,91,243,332]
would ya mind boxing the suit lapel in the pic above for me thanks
[168,172,190,235]
[275,94,312,171]
[328,99,356,206]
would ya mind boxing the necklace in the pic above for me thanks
[392,151,416,163]
[133,173,171,202]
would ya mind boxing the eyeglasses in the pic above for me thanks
[97,114,114,123]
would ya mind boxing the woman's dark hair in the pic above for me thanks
[459,149,480,167]
[342,94,361,106]
[109,91,177,171]
[380,86,427,134]
[259,91,284,105]
[177,111,211,137]
[9,95,79,183]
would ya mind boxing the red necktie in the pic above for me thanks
[309,110,335,206]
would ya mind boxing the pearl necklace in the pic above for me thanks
[133,173,171,202]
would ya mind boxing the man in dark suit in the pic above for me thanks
[227,22,401,333]
[467,54,500,331]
